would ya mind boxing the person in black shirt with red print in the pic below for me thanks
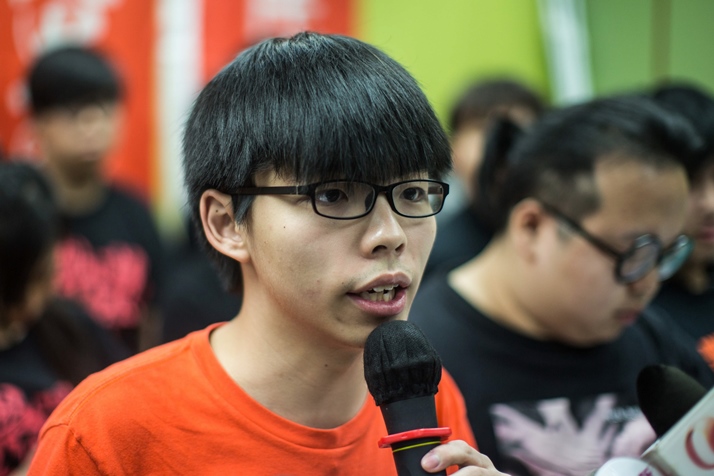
[0,162,128,475]
[26,45,165,354]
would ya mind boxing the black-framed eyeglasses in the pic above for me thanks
[540,202,693,284]
[228,179,449,220]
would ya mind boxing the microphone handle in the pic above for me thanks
[381,395,447,476]
[390,437,447,476]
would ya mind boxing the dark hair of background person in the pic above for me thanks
[27,45,123,115]
[651,82,714,176]
[448,78,546,135]
[470,118,525,231]
[0,162,127,384]
[475,95,703,234]
[449,78,547,227]
[0,163,58,318]
[182,32,452,294]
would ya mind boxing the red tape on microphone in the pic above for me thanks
[378,427,452,449]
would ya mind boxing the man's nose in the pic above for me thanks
[361,194,407,256]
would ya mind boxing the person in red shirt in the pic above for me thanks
[29,32,509,475]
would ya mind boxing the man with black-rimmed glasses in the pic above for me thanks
[30,32,509,476]
[410,95,714,476]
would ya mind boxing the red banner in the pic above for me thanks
[203,0,355,82]
[0,0,354,202]
[0,0,155,200]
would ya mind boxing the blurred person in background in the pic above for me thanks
[411,95,714,475]
[650,82,714,369]
[26,45,166,354]
[28,32,507,476]
[426,78,547,277]
[0,162,128,475]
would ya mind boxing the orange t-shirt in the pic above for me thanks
[29,323,476,475]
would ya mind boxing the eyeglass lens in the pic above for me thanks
[619,240,660,282]
[618,236,692,283]
[657,238,693,280]
[313,181,445,219]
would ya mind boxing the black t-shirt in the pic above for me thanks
[410,273,714,476]
[55,186,165,352]
[0,299,129,474]
[651,270,714,370]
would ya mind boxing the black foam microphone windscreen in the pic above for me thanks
[364,320,441,406]
[364,320,446,476]
[637,364,708,438]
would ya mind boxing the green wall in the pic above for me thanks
[356,0,550,129]
[587,0,714,96]
[669,0,714,88]
[586,0,654,95]
[356,0,714,119]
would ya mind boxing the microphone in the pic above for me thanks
[637,364,708,438]
[364,320,451,476]
[637,364,714,475]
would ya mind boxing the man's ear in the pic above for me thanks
[200,190,250,263]
[507,198,549,263]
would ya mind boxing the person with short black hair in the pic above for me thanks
[0,162,128,475]
[448,79,546,203]
[650,82,714,369]
[410,95,714,475]
[426,78,547,277]
[27,45,122,115]
[27,45,165,354]
[29,32,508,475]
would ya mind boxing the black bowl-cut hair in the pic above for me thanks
[182,32,452,293]
[27,45,122,115]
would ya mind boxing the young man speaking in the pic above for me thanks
[29,33,508,476]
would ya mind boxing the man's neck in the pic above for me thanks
[449,240,545,339]
[46,165,106,215]
[210,316,369,429]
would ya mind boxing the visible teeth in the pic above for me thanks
[359,287,397,302]
[372,285,396,293]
